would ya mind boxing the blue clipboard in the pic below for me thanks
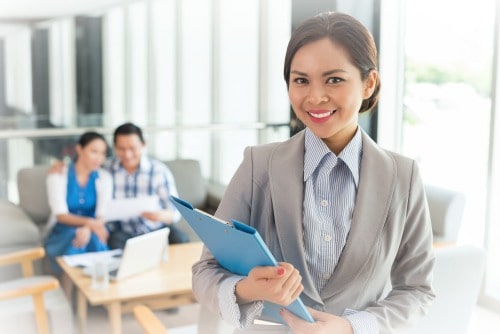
[170,195,314,325]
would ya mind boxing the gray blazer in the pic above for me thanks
[192,129,435,333]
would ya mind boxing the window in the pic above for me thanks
[0,0,292,199]
[400,0,500,309]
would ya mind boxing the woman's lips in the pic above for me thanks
[307,110,336,123]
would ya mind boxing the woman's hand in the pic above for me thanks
[87,218,109,243]
[235,262,303,305]
[72,226,91,248]
[280,307,353,334]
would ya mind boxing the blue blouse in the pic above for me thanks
[66,163,99,218]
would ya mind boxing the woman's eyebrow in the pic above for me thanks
[322,69,347,76]
[290,69,347,77]
[290,70,308,76]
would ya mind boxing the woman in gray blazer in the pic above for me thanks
[192,12,435,334]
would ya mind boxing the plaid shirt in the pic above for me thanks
[104,156,180,235]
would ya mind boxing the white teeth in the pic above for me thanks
[308,111,334,118]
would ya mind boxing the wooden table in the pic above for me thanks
[57,242,203,334]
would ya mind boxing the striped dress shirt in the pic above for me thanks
[303,127,360,291]
[104,155,180,235]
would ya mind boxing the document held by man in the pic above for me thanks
[103,196,160,221]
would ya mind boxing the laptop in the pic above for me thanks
[83,227,170,281]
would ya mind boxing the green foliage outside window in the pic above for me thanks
[405,58,492,97]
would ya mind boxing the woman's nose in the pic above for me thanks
[307,85,329,104]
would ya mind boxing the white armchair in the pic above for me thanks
[410,184,486,334]
[425,184,466,243]
[0,247,73,333]
[411,244,486,334]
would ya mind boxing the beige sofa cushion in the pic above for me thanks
[17,165,51,227]
[0,200,40,249]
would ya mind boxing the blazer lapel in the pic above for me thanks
[268,131,323,304]
[321,132,397,299]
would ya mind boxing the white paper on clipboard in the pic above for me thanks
[103,196,161,221]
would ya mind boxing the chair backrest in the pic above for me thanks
[424,184,466,243]
[164,159,207,209]
[410,244,486,334]
[17,166,51,226]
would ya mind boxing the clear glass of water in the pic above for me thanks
[91,258,109,289]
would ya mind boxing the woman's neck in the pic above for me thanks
[73,160,92,186]
[74,160,91,175]
[322,125,358,156]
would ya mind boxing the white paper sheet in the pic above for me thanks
[62,249,122,267]
[103,196,161,221]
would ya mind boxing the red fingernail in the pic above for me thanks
[277,267,285,275]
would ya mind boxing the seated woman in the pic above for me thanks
[44,131,112,279]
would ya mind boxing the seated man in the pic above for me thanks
[105,122,189,249]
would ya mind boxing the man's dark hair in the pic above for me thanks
[113,122,145,144]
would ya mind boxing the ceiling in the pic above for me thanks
[0,0,131,37]
[0,0,128,21]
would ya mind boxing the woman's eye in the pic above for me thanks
[327,77,344,84]
[293,77,308,85]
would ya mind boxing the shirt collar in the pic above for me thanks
[138,155,151,172]
[304,128,332,181]
[339,127,362,187]
[303,127,363,186]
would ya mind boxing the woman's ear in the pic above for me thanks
[75,144,82,156]
[363,70,378,99]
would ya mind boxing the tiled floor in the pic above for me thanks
[80,302,500,334]
[80,303,200,333]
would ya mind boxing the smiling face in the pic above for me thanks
[114,134,144,173]
[288,38,377,154]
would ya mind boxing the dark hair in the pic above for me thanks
[283,11,381,113]
[78,131,107,148]
[113,122,145,144]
